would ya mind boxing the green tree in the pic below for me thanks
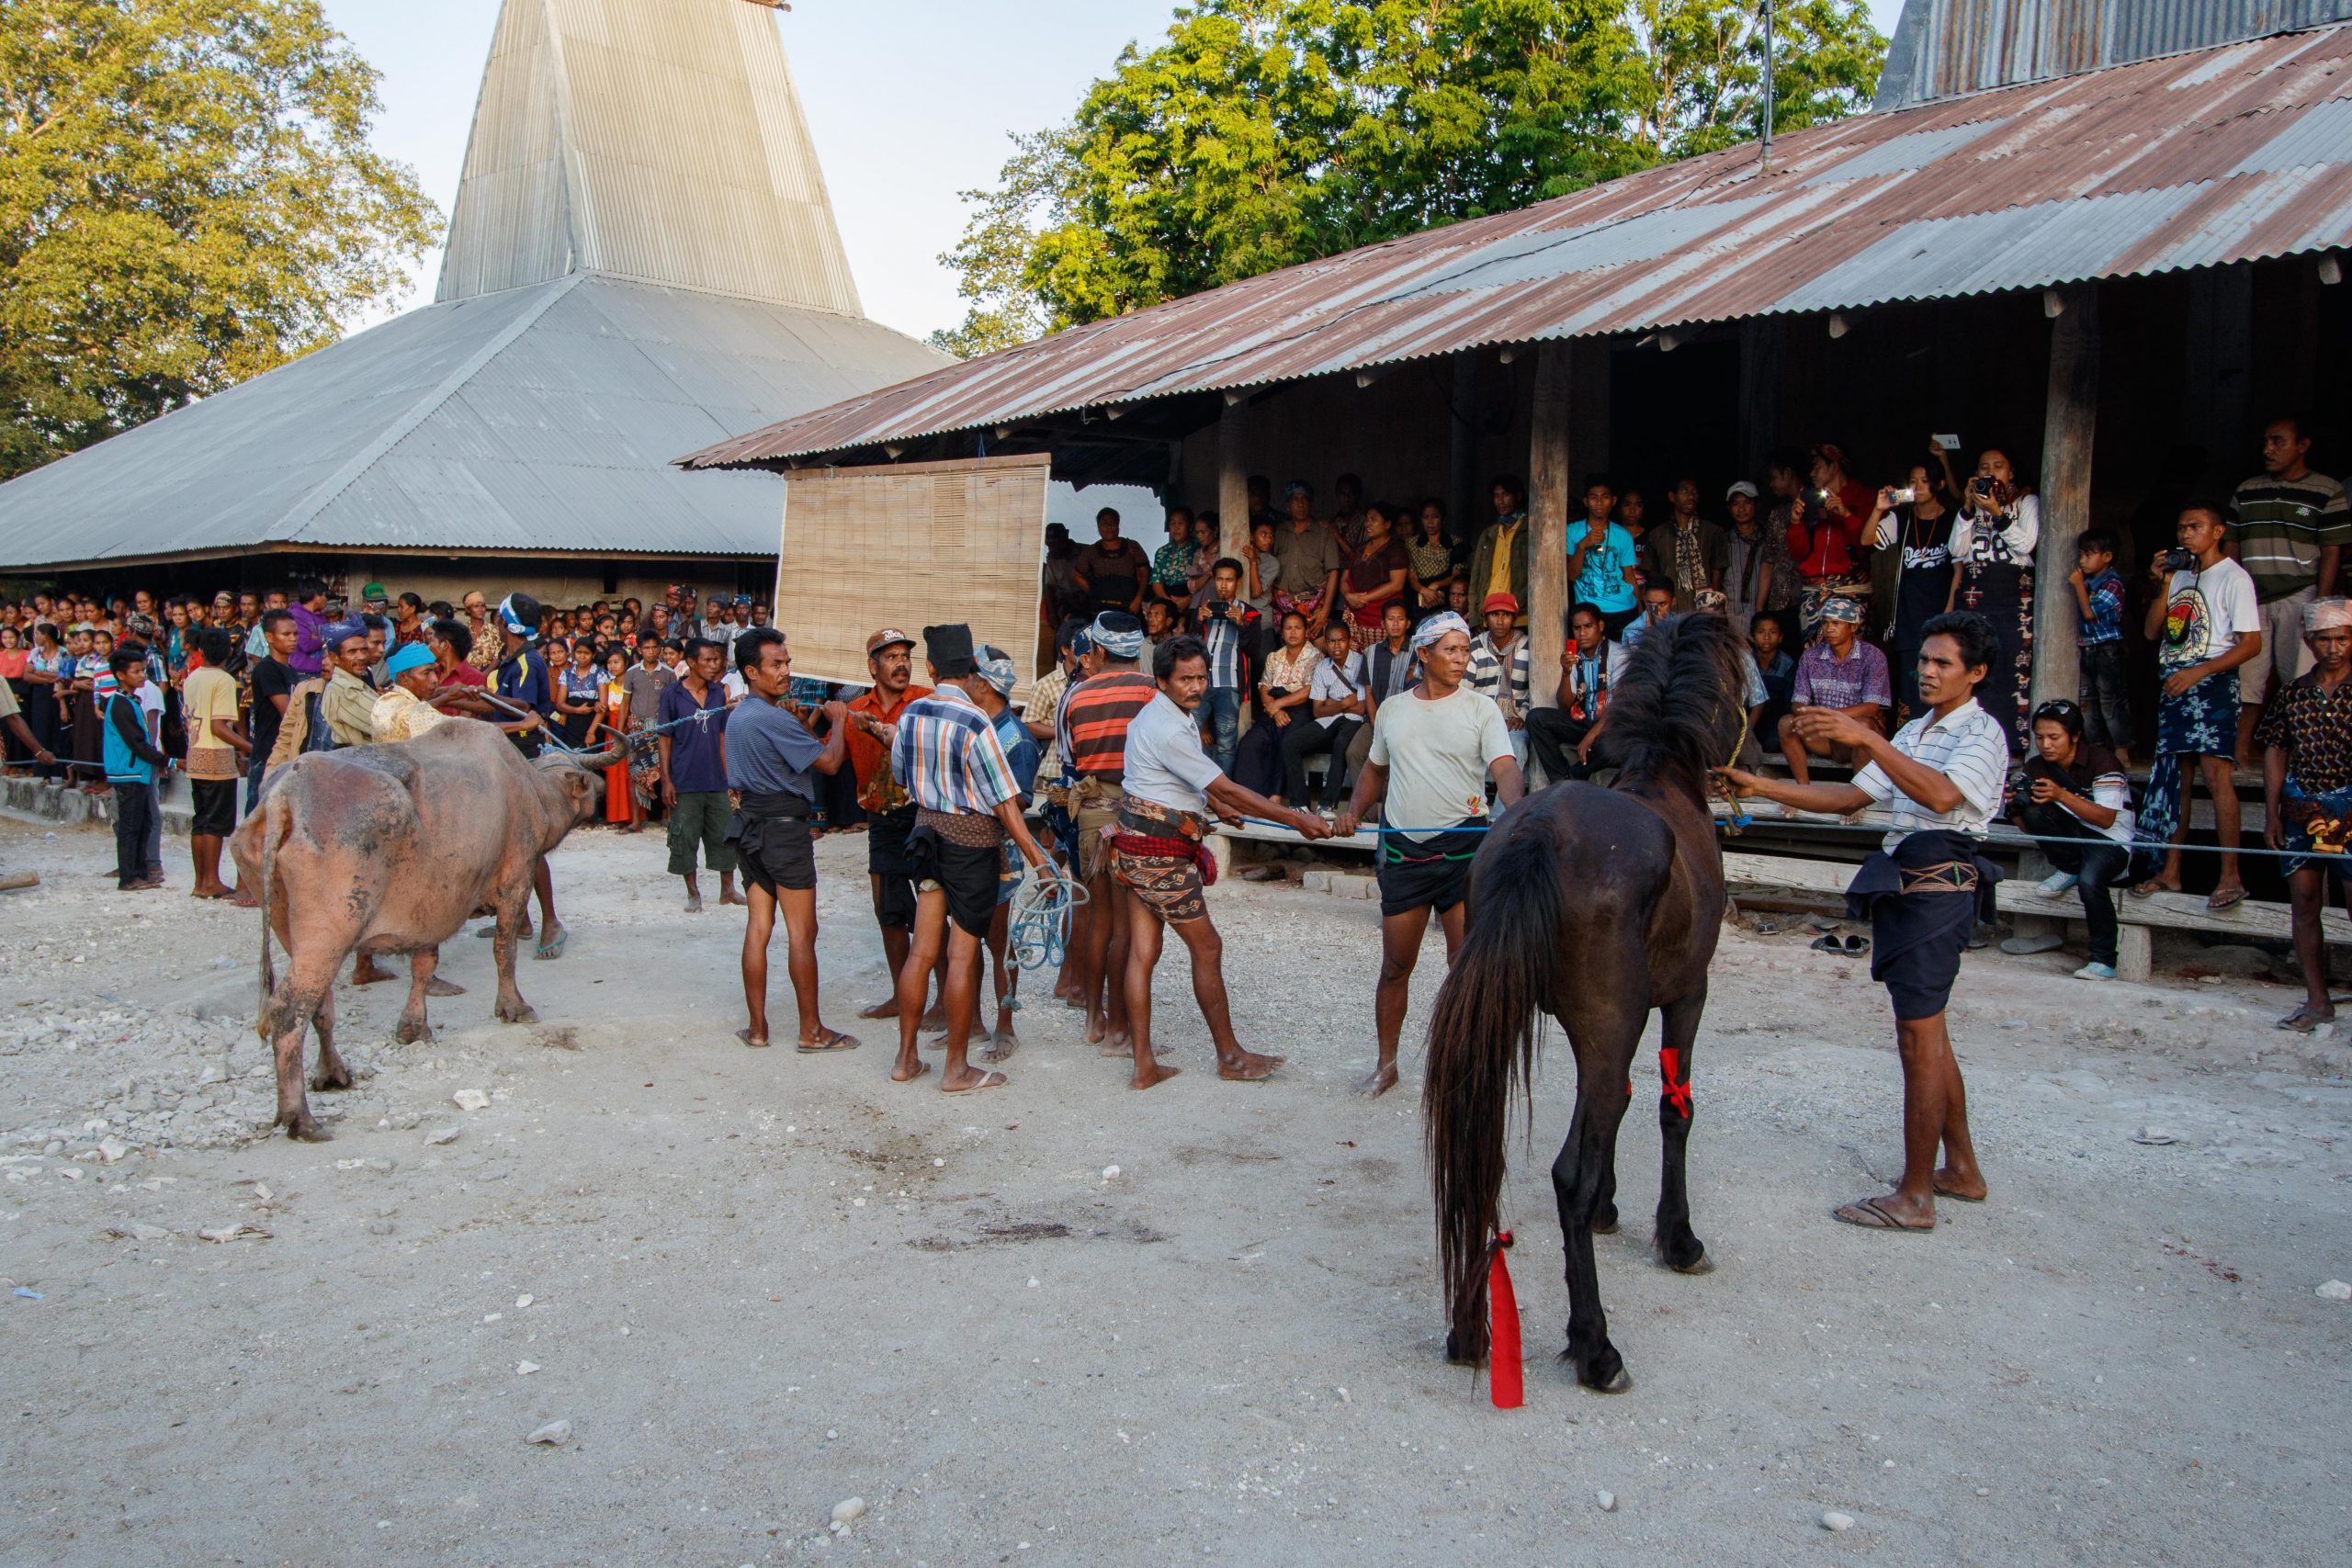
[0,0,440,480]
[933,0,1883,354]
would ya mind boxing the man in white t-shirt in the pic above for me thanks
[1335,611,1526,1098]
[2132,502,2263,910]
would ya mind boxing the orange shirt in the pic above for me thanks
[846,684,931,812]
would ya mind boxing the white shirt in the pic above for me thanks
[1950,491,2041,564]
[1307,649,1365,730]
[2158,556,2261,675]
[1367,684,1514,841]
[1121,692,1227,815]
[1852,698,2008,851]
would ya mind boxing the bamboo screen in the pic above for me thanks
[771,453,1050,702]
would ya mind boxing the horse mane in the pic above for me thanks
[1595,613,1747,795]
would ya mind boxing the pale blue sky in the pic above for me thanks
[326,0,1910,341]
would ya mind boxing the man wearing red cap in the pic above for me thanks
[844,628,942,1022]
[1464,592,1531,764]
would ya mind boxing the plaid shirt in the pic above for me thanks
[1792,638,1891,711]
[2077,568,2124,646]
[889,683,1018,816]
[1192,602,1257,689]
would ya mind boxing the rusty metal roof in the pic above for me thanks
[684,20,2352,473]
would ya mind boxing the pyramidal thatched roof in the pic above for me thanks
[0,0,946,571]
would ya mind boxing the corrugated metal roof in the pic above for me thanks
[437,0,861,315]
[1873,0,2352,109]
[683,21,2352,473]
[0,274,948,570]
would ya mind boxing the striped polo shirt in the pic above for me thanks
[888,683,1019,817]
[1852,698,2009,851]
[1055,670,1159,784]
[2231,468,2350,604]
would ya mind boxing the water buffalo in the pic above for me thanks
[231,719,622,1140]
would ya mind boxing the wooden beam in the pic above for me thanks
[1217,397,1250,561]
[1528,342,1572,709]
[2031,282,2099,711]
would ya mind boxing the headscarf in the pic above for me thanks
[495,592,541,640]
[2304,597,2352,637]
[1089,611,1144,660]
[322,618,367,652]
[1409,611,1470,653]
[1817,594,1864,625]
[385,641,436,677]
[978,644,1017,697]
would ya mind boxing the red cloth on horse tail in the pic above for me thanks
[1488,1231,1522,1409]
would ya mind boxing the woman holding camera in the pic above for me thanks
[1871,444,1962,723]
[1939,446,2040,750]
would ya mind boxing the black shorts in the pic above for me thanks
[729,812,816,896]
[1847,832,1997,1021]
[188,777,238,838]
[1376,824,1483,917]
[909,826,1001,940]
[867,807,918,929]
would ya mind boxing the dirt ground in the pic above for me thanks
[0,815,2346,1566]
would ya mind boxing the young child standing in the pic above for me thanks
[2069,528,2132,767]
[102,646,168,890]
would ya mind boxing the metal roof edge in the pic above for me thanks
[1871,12,2351,114]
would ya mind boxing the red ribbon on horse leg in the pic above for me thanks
[1487,1230,1523,1409]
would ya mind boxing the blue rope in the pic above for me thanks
[1006,868,1089,976]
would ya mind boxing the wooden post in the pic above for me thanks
[2031,283,2099,713]
[1217,397,1250,561]
[1528,342,1573,714]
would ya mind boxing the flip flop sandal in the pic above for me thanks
[737,1028,771,1049]
[2127,880,2171,900]
[1832,1196,1931,1232]
[1842,934,1870,955]
[941,1070,1009,1095]
[533,928,568,961]
[797,1030,860,1054]
[2206,886,2249,912]
[1810,934,1848,953]
[2276,1006,2328,1034]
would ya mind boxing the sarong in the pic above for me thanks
[2131,671,2241,873]
[2279,780,2352,878]
[1375,820,1486,917]
[1844,829,2001,1021]
[1110,795,1215,924]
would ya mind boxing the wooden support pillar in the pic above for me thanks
[1217,396,1250,561]
[2031,283,2099,713]
[1528,342,1573,711]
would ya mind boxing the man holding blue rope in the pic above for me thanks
[1334,611,1525,1098]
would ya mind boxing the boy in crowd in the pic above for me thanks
[2132,503,2261,910]
[1525,603,1627,783]
[1190,557,1257,773]
[1661,476,1730,611]
[1464,592,1531,763]
[103,645,168,890]
[2069,528,2132,767]
[181,627,248,899]
[1750,612,1796,750]
[1620,580,1676,649]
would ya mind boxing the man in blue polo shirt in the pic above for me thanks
[660,637,740,913]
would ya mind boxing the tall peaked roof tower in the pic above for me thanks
[438,0,860,312]
[0,0,945,575]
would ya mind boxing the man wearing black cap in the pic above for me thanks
[885,624,1050,1093]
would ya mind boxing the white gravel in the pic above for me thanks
[0,817,2346,1564]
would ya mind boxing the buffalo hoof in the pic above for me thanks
[311,1065,354,1093]
[395,1019,434,1045]
[283,1111,332,1143]
[496,1001,538,1025]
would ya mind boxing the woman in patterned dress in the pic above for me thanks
[1942,446,2039,751]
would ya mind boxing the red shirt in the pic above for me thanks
[846,684,931,803]
[1786,480,1875,581]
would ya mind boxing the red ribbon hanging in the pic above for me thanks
[1487,1230,1523,1409]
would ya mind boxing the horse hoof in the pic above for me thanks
[1585,1365,1634,1394]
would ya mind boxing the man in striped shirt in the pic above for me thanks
[2233,415,2350,764]
[885,624,1050,1093]
[1055,611,1159,1051]
[1719,611,2005,1235]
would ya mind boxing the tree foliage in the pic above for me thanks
[0,0,441,479]
[931,0,1883,356]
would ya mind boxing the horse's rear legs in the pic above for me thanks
[1654,988,1709,1273]
[1551,1075,1634,1393]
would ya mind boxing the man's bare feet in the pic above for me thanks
[890,1057,932,1084]
[1216,1049,1284,1082]
[857,997,901,1020]
[720,889,749,908]
[1353,1061,1400,1098]
[1931,1167,1986,1201]
[918,1003,947,1032]
[941,1067,1008,1094]
[684,892,704,913]
[190,882,232,900]
[1095,1032,1135,1059]
[978,1030,1018,1065]
[1832,1191,1934,1230]
[230,887,259,908]
[1131,1060,1181,1090]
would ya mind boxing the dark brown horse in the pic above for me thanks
[1424,613,1746,1393]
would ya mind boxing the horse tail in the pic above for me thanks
[1423,818,1566,1366]
[254,787,286,1038]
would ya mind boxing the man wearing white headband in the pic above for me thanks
[2261,595,2352,1032]
[1333,608,1525,1097]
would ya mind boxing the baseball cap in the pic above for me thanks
[1481,592,1520,615]
[1725,480,1759,501]
[865,627,916,657]
[360,581,390,605]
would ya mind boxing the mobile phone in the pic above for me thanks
[1933,434,1961,451]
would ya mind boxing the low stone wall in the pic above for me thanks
[2,773,194,836]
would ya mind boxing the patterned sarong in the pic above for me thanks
[1110,795,1215,923]
[2131,671,2241,874]
[2280,780,2352,877]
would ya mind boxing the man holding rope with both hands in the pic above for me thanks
[1335,610,1525,1098]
